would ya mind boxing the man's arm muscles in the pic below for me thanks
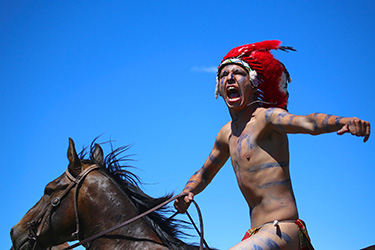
[182,126,230,195]
[265,108,370,141]
[175,125,231,213]
[182,138,230,195]
[291,113,349,134]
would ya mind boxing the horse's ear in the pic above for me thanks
[67,138,81,177]
[92,143,104,166]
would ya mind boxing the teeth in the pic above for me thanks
[228,86,237,90]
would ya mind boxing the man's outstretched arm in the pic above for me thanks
[264,108,370,142]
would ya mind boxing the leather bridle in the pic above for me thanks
[27,164,209,250]
[27,165,99,250]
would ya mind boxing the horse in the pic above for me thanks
[10,138,207,250]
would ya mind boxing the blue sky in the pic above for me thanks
[2,1,374,249]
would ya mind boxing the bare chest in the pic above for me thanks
[229,124,259,162]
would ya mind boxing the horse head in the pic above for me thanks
[11,138,204,250]
[10,138,105,250]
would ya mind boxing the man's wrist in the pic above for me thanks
[183,186,194,192]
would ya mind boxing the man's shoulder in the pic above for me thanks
[252,107,268,122]
[254,107,283,115]
[217,122,232,141]
[220,121,232,133]
[255,107,289,121]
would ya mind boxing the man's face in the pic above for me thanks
[218,64,253,110]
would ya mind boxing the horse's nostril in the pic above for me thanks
[10,228,13,237]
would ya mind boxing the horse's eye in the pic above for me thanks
[44,187,54,196]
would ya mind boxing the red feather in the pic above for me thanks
[219,40,294,109]
[222,40,282,61]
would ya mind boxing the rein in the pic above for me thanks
[63,192,210,250]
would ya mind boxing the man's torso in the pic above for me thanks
[225,107,298,227]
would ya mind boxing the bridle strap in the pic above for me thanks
[63,193,210,250]
[29,175,77,246]
[27,165,99,249]
[64,165,100,239]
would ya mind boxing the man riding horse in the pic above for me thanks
[174,40,370,250]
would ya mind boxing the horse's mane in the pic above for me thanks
[77,140,197,250]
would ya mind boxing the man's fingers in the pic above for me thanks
[352,119,371,142]
[360,120,366,134]
[174,199,187,213]
[364,134,370,142]
[174,192,195,213]
[364,122,371,142]
[184,192,194,203]
[188,192,194,200]
[351,120,359,135]
[337,124,349,135]
[339,119,371,142]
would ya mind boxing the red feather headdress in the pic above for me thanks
[216,40,295,109]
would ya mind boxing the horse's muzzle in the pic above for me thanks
[10,225,32,250]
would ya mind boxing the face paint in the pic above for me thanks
[215,40,294,109]
[219,64,252,109]
[220,70,227,86]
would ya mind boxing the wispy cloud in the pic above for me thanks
[191,66,217,73]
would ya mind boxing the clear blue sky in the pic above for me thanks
[2,1,374,249]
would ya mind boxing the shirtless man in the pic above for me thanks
[174,40,370,250]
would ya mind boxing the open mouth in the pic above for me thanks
[227,86,241,102]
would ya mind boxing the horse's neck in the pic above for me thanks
[77,171,166,249]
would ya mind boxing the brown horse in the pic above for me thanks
[10,138,206,250]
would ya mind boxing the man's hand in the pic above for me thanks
[174,192,194,213]
[337,118,371,142]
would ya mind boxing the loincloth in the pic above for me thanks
[241,219,314,250]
